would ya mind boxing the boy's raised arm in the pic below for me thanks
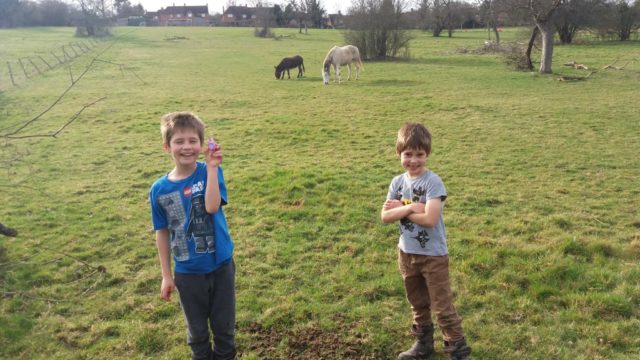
[155,229,175,301]
[204,143,223,214]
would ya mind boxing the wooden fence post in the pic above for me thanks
[28,58,42,74]
[62,46,72,61]
[51,51,63,65]
[37,55,53,69]
[18,58,30,79]
[68,42,79,56]
[7,61,17,86]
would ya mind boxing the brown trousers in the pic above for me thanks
[398,249,465,342]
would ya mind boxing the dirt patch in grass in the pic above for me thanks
[241,321,379,359]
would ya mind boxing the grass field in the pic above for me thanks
[1,26,639,359]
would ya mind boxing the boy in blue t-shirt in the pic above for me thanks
[149,111,235,360]
[381,123,471,360]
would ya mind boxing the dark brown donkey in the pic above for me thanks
[275,55,305,79]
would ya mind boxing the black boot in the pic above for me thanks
[443,338,471,360]
[398,324,434,360]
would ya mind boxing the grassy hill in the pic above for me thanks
[1,26,639,359]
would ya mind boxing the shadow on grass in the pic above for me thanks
[364,79,423,87]
[409,56,499,67]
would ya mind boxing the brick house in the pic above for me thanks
[147,4,211,26]
[220,6,258,26]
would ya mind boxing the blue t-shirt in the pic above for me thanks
[150,162,233,274]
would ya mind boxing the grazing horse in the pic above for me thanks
[322,45,364,85]
[275,55,305,79]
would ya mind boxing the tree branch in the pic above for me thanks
[3,97,106,140]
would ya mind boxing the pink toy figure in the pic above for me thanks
[208,137,219,152]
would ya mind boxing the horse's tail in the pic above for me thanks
[351,45,364,71]
[301,58,306,73]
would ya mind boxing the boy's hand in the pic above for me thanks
[204,142,223,168]
[383,199,403,210]
[160,277,176,301]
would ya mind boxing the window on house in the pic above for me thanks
[227,14,234,18]
[242,14,246,19]
[251,15,256,19]
[188,12,192,17]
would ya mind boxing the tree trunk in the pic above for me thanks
[538,23,555,74]
[525,26,538,71]
[493,26,500,44]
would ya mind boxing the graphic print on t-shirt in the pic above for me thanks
[157,191,189,261]
[413,229,430,248]
[187,195,215,254]
[412,186,425,203]
[398,183,430,247]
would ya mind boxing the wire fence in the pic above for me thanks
[0,39,99,91]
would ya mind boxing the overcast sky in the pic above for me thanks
[134,0,351,15]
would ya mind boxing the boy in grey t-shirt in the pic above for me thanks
[381,123,471,360]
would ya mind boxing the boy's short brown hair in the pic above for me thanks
[160,111,205,145]
[396,122,432,155]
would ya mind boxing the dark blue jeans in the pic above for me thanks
[175,260,236,360]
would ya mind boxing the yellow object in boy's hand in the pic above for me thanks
[402,199,412,205]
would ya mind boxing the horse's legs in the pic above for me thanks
[355,64,359,80]
[286,69,291,79]
[297,65,302,78]
[335,65,340,83]
[347,64,352,81]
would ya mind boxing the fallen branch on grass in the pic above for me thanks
[556,72,593,81]
[602,59,630,70]
[563,61,589,70]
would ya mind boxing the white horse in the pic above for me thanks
[322,45,364,85]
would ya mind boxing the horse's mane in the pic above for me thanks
[323,46,337,67]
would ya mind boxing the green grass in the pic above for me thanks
[1,26,640,359]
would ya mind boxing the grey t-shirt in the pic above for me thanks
[386,171,448,256]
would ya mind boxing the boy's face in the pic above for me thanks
[164,128,202,168]
[400,147,427,177]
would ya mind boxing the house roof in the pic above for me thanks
[158,5,209,16]
[222,6,257,17]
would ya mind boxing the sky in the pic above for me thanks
[134,0,350,15]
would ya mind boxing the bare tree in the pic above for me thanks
[430,0,449,35]
[346,0,413,59]
[254,4,276,37]
[529,0,563,73]
[413,0,430,30]
[478,0,505,43]
[503,0,563,73]
[553,0,608,43]
[609,0,640,40]
[75,0,113,37]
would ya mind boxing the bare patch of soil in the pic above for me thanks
[240,321,385,359]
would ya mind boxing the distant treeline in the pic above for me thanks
[0,0,144,28]
[1,0,638,42]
